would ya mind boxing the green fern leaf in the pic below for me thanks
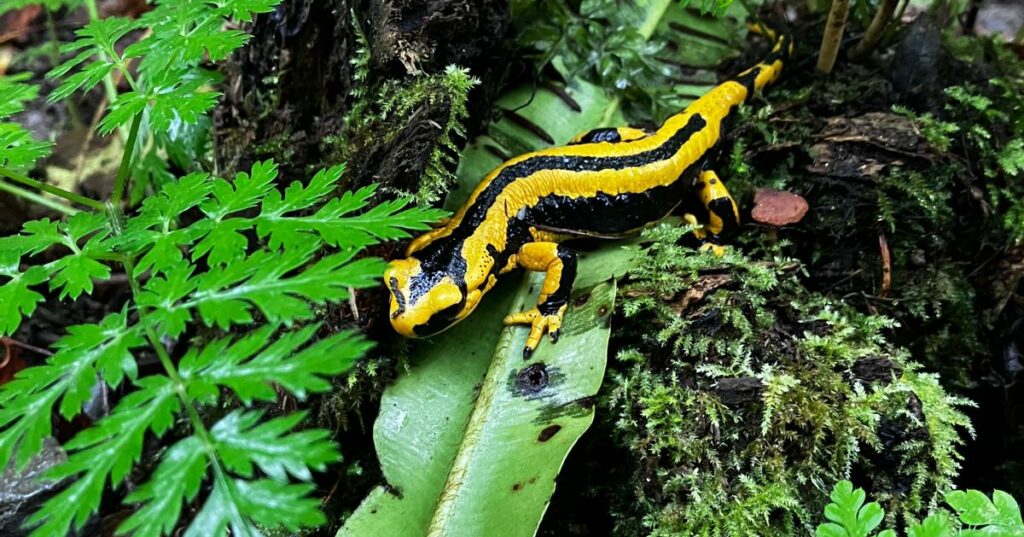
[211,410,339,480]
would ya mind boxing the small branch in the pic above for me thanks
[817,0,852,74]
[0,167,105,211]
[0,180,78,215]
[112,112,144,208]
[849,0,899,60]
[878,233,891,299]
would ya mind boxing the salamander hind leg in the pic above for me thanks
[684,170,740,256]
[502,242,578,358]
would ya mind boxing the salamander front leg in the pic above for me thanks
[502,242,578,358]
[684,170,740,256]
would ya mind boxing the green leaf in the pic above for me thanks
[185,476,326,537]
[24,375,178,537]
[179,325,371,403]
[906,513,954,537]
[256,177,447,252]
[49,60,115,103]
[816,481,890,537]
[214,0,280,21]
[947,489,1024,533]
[340,277,616,537]
[0,311,146,470]
[186,249,383,330]
[0,253,48,336]
[149,84,221,132]
[117,436,207,537]
[98,91,148,134]
[211,410,340,481]
[0,75,52,169]
[0,124,53,170]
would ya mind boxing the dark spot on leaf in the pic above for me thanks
[508,364,564,399]
[538,424,562,442]
[383,482,403,499]
[518,363,548,392]
[598,305,609,316]
[574,293,590,307]
[512,482,522,491]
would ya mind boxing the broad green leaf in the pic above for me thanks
[948,488,1024,534]
[907,513,954,537]
[816,481,894,537]
[340,277,617,537]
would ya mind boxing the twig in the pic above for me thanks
[878,233,891,298]
[3,337,54,357]
[817,0,852,74]
[849,0,898,60]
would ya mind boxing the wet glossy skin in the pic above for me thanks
[386,31,793,356]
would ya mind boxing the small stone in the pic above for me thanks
[751,188,809,226]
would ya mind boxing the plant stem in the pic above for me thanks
[123,251,245,528]
[817,0,852,74]
[0,180,78,215]
[112,112,144,208]
[81,0,122,114]
[849,0,898,60]
[0,167,105,211]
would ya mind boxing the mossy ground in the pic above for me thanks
[534,20,1024,537]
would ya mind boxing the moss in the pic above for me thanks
[602,231,973,535]
[339,20,478,205]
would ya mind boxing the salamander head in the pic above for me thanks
[384,257,483,338]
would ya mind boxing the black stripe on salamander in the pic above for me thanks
[521,174,695,236]
[449,113,710,244]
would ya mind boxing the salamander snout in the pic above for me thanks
[384,258,465,338]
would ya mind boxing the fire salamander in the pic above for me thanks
[385,26,793,357]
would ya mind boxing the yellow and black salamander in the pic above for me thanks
[385,27,793,357]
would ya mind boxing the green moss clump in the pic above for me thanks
[341,19,478,205]
[602,224,973,535]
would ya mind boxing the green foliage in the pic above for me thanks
[0,74,53,171]
[817,481,1024,537]
[509,0,747,122]
[937,70,1024,242]
[817,481,895,537]
[605,228,972,535]
[0,161,444,536]
[44,0,273,204]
